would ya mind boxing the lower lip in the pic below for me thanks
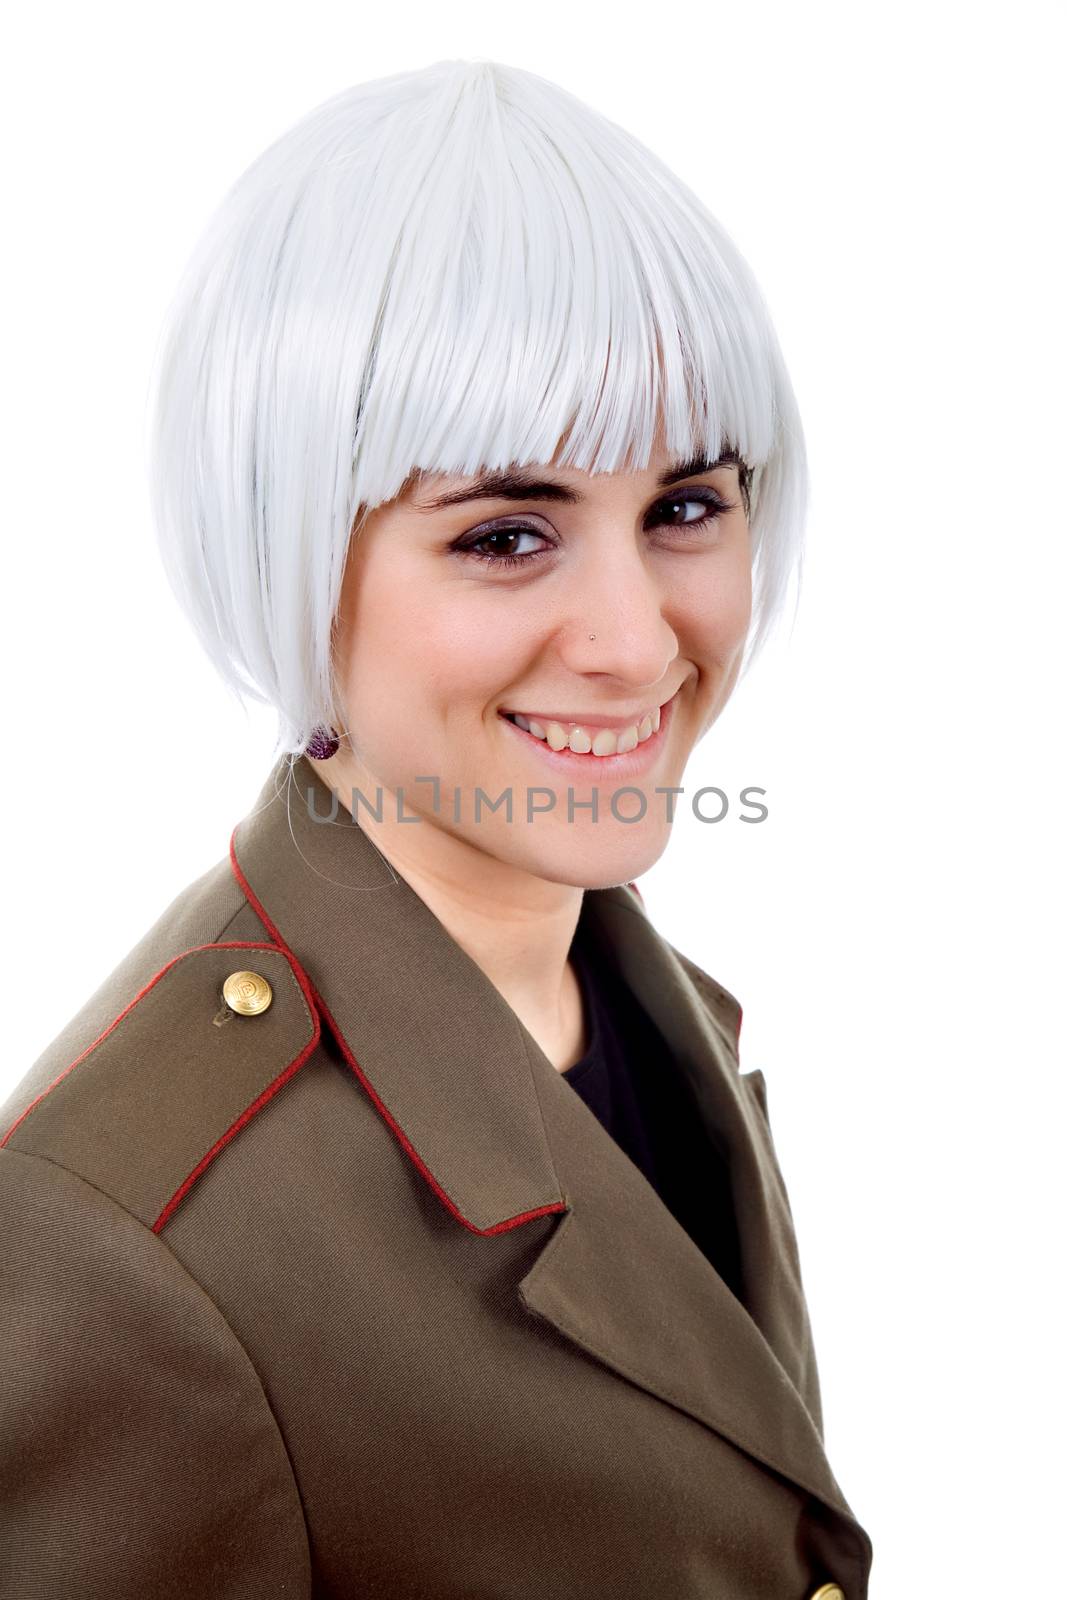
[497,690,679,780]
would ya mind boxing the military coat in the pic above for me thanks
[0,754,873,1598]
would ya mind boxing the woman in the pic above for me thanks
[0,59,872,1600]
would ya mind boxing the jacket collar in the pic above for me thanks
[230,753,569,1234]
[229,754,870,1561]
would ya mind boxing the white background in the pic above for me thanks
[1,5,1063,1594]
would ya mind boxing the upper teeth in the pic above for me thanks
[507,704,662,756]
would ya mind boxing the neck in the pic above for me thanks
[308,752,585,1042]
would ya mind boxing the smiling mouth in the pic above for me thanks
[499,691,676,758]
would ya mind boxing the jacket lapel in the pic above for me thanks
[520,886,857,1520]
[230,754,862,1533]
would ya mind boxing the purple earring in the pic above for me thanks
[305,724,340,759]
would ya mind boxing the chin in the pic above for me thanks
[515,823,673,892]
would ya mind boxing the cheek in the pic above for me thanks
[680,554,753,659]
[339,562,523,722]
[722,563,754,646]
[334,551,422,716]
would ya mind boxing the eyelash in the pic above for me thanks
[452,491,738,570]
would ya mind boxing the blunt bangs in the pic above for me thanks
[145,58,807,759]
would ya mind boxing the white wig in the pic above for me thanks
[145,58,807,760]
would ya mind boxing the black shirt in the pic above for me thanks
[563,928,746,1306]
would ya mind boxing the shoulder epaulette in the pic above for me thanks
[1,939,319,1234]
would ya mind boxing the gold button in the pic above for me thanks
[222,970,273,1016]
[809,1585,846,1600]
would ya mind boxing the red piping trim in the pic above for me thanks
[626,879,644,906]
[228,828,567,1239]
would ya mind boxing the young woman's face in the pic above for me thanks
[327,420,752,888]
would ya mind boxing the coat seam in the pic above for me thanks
[4,1144,314,1587]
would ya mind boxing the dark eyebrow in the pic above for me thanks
[410,449,743,512]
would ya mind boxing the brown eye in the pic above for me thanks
[650,491,736,528]
[452,523,554,569]
[450,490,737,573]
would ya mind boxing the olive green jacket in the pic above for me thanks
[0,754,873,1598]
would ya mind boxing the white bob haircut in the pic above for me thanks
[145,58,808,762]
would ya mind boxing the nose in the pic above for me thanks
[555,542,678,689]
